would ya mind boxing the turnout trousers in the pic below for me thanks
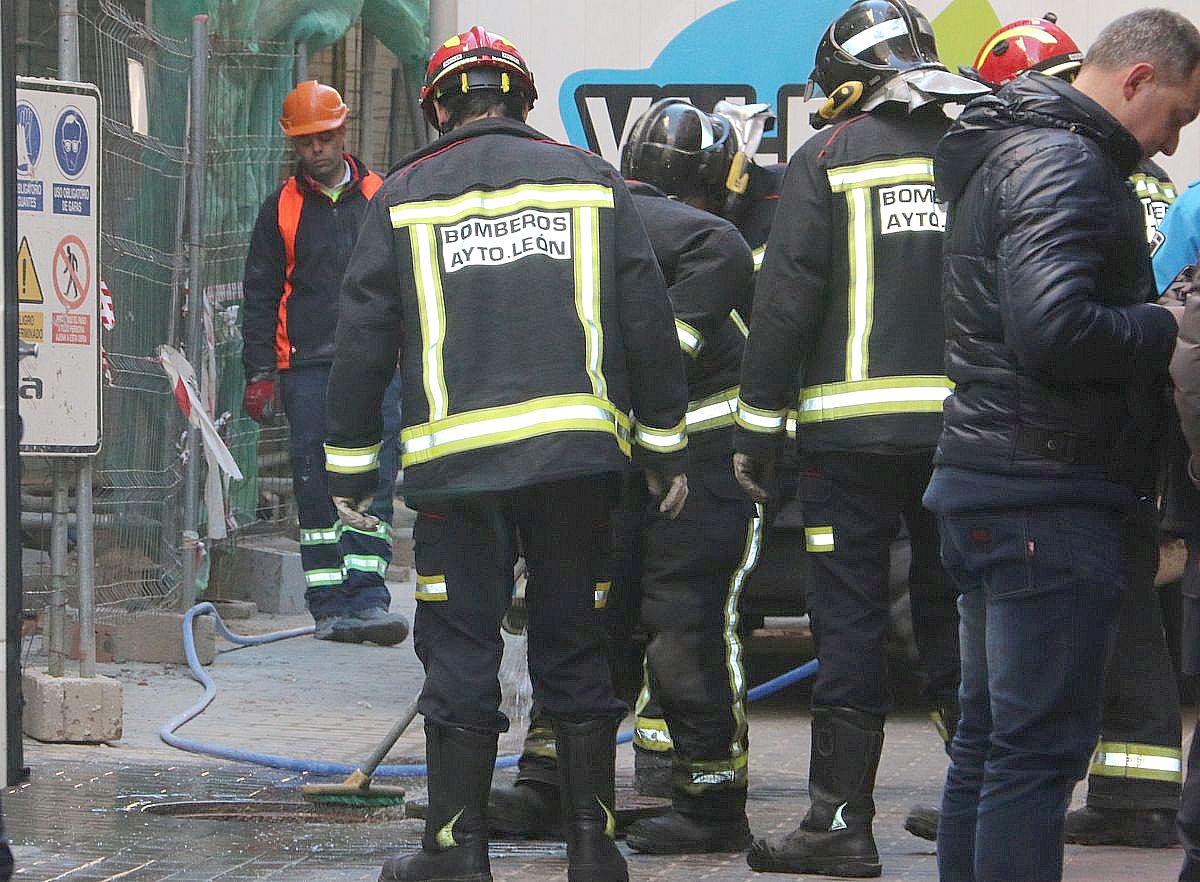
[1086,506,1182,810]
[635,460,762,814]
[280,364,400,620]
[411,474,626,734]
[797,450,959,717]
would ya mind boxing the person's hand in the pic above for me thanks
[333,495,380,531]
[645,470,688,519]
[242,377,277,423]
[733,452,774,504]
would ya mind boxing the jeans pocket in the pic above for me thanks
[942,510,1076,601]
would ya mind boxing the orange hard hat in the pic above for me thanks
[279,80,348,138]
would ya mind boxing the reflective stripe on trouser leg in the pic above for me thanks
[634,668,674,752]
[339,519,393,611]
[1090,741,1183,784]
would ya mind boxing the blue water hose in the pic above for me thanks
[161,602,818,778]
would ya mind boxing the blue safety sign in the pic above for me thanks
[16,100,41,176]
[54,106,89,179]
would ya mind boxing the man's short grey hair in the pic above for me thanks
[1085,8,1200,84]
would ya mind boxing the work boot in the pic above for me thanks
[747,707,884,878]
[379,722,496,882]
[633,745,673,798]
[1065,806,1180,848]
[556,717,629,882]
[487,779,563,840]
[902,699,959,843]
[626,784,752,854]
[325,609,410,646]
[902,804,938,842]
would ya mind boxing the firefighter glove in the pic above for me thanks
[646,469,688,519]
[733,451,774,504]
[333,495,380,532]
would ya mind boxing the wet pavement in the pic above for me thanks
[5,566,1191,881]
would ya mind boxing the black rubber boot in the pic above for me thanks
[556,717,629,882]
[633,745,673,798]
[626,785,752,855]
[379,722,496,882]
[747,707,884,878]
[903,699,959,843]
[487,779,563,840]
[1065,806,1180,848]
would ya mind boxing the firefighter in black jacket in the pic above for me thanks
[323,27,688,882]
[732,2,988,876]
[617,106,760,853]
[967,15,1184,850]
[240,80,408,647]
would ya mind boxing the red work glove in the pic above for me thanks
[242,377,277,424]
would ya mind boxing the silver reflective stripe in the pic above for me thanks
[1093,751,1182,774]
[325,448,379,471]
[676,320,703,356]
[735,403,786,430]
[412,224,449,421]
[799,384,952,414]
[301,528,339,545]
[575,205,607,398]
[827,158,935,189]
[635,424,687,450]
[840,16,910,57]
[305,568,343,587]
[343,554,388,576]
[752,247,765,272]
[402,402,619,456]
[686,396,737,428]
[847,186,871,381]
[390,184,614,225]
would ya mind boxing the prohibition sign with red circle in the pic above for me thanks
[52,234,91,311]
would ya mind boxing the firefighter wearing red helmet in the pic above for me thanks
[946,13,1185,855]
[240,81,409,647]
[325,25,689,882]
[733,1,987,876]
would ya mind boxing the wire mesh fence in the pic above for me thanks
[20,2,297,620]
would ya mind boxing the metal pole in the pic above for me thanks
[57,0,80,82]
[47,460,69,677]
[179,15,208,612]
[75,459,94,677]
[358,33,378,166]
[293,42,308,85]
[15,0,31,75]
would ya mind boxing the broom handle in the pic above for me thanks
[360,696,422,778]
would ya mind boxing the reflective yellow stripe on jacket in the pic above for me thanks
[797,376,953,425]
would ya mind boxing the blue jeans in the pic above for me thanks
[279,364,401,620]
[936,506,1124,882]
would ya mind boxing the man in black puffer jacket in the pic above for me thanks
[925,9,1200,882]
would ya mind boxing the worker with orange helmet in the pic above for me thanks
[240,80,409,647]
[325,25,689,882]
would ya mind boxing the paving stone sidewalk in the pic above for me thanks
[4,571,1190,881]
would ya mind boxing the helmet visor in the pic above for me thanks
[836,3,939,72]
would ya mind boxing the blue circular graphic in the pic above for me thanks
[54,105,89,179]
[15,101,41,176]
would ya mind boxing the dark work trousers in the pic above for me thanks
[1085,505,1182,810]
[411,475,627,734]
[798,450,959,717]
[1176,536,1200,880]
[516,479,645,787]
[279,364,399,621]
[637,460,763,816]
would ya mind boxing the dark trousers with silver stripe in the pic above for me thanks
[1085,507,1182,810]
[798,450,959,716]
[280,364,399,620]
[637,459,760,816]
[411,475,626,734]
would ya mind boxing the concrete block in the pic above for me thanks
[210,599,257,620]
[70,612,215,666]
[209,535,307,614]
[23,671,123,743]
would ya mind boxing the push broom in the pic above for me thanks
[301,696,420,807]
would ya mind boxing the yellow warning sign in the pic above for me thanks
[19,311,43,342]
[17,236,43,304]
